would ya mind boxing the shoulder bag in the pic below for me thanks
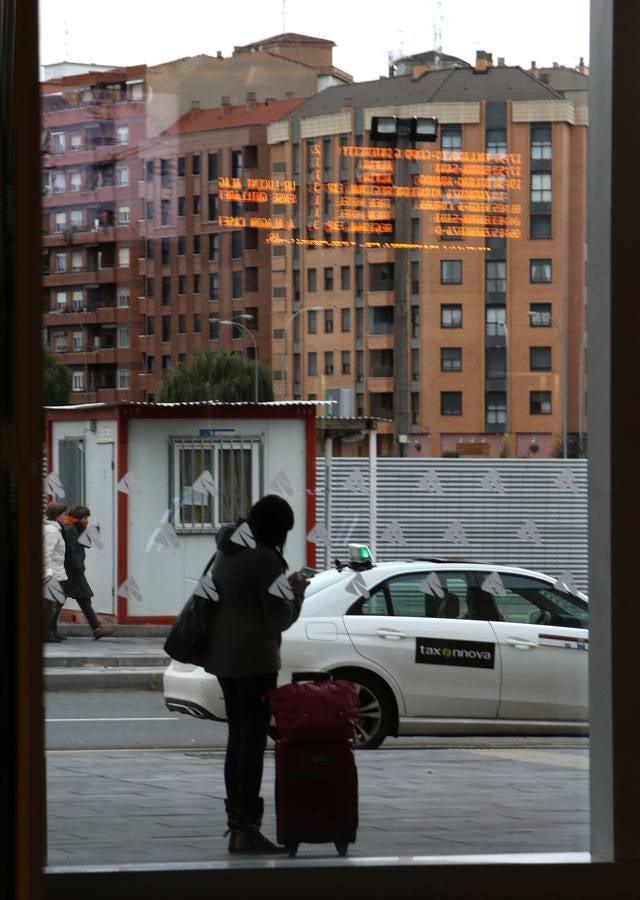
[163,551,218,667]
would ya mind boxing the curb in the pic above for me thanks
[45,655,169,669]
[45,667,166,691]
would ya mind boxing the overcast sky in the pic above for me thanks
[39,0,590,82]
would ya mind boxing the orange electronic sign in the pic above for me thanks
[216,145,523,248]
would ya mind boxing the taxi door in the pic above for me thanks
[343,571,501,719]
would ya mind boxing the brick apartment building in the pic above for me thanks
[41,34,350,403]
[266,52,588,457]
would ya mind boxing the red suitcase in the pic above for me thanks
[269,674,359,857]
[274,739,358,857]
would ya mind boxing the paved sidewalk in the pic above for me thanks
[46,744,589,866]
[44,634,169,691]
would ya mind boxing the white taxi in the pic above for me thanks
[164,547,589,749]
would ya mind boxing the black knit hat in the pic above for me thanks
[247,494,294,550]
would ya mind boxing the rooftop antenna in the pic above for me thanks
[433,0,443,60]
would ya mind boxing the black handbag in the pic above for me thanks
[163,552,218,667]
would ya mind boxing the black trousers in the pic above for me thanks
[75,596,100,631]
[218,672,277,817]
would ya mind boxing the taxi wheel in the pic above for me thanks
[333,669,393,750]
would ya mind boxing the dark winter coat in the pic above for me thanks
[202,522,303,678]
[62,523,93,599]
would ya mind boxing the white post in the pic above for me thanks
[369,427,377,558]
[324,436,332,569]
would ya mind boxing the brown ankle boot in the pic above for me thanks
[227,798,284,854]
[93,624,116,640]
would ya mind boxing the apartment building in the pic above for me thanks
[41,36,349,404]
[267,52,588,457]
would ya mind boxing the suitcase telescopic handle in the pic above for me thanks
[291,671,332,683]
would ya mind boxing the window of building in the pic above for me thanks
[161,316,171,343]
[162,276,171,305]
[369,262,394,291]
[69,209,83,229]
[441,124,462,155]
[130,81,144,101]
[209,318,219,340]
[231,150,243,179]
[232,270,242,299]
[341,308,351,332]
[307,268,317,292]
[193,273,201,294]
[178,275,186,295]
[192,154,200,176]
[324,351,334,375]
[531,214,552,239]
[440,259,462,284]
[117,287,129,308]
[308,352,317,376]
[146,316,154,336]
[161,237,170,264]
[145,200,154,220]
[209,233,219,261]
[54,252,66,273]
[193,313,201,334]
[324,267,334,291]
[117,326,130,349]
[177,156,185,177]
[146,355,155,374]
[208,152,218,181]
[530,258,552,282]
[369,392,393,418]
[207,194,218,221]
[209,273,219,301]
[146,159,154,181]
[341,350,351,375]
[170,436,261,531]
[177,196,185,217]
[192,195,201,215]
[529,303,552,326]
[118,247,130,268]
[486,260,506,294]
[411,260,420,295]
[70,131,82,151]
[486,391,507,426]
[340,266,350,290]
[54,333,67,352]
[161,199,170,225]
[324,309,334,333]
[369,306,394,335]
[70,171,81,192]
[160,159,170,188]
[178,314,186,334]
[245,267,258,292]
[307,311,317,334]
[441,304,462,328]
[72,371,84,392]
[146,276,154,298]
[441,391,462,416]
[117,368,130,390]
[116,125,128,145]
[531,123,552,160]
[369,348,394,377]
[486,306,506,336]
[441,347,462,372]
[531,172,552,203]
[530,346,552,371]
[486,128,507,156]
[231,231,242,259]
[162,355,171,370]
[71,290,83,310]
[530,390,552,414]
[71,331,83,351]
[193,234,200,255]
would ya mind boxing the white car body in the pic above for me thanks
[164,560,589,748]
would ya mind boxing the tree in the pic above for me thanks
[155,349,274,403]
[43,350,71,405]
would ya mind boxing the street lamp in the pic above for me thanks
[280,305,323,400]
[528,310,567,458]
[210,314,259,402]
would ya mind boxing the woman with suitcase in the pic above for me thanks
[203,494,309,854]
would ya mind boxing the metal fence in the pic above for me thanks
[314,458,588,591]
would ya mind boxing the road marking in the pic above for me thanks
[46,717,181,723]
[466,748,589,769]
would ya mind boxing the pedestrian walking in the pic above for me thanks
[62,505,116,639]
[43,501,68,643]
[203,494,309,854]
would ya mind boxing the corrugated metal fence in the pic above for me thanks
[314,459,588,591]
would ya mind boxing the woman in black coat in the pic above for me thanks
[62,505,115,639]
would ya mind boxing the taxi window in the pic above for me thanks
[387,574,427,617]
[357,586,390,616]
[492,574,589,628]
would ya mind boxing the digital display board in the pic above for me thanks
[216,144,523,250]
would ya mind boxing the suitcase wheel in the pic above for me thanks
[335,841,349,857]
[286,843,299,858]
